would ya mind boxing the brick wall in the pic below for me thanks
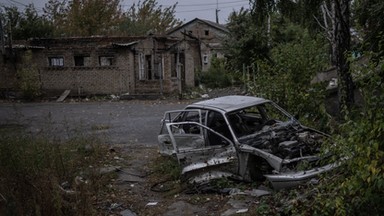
[4,37,200,96]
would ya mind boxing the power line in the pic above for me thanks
[164,0,248,7]
[175,3,249,14]
[120,0,248,8]
[7,0,27,7]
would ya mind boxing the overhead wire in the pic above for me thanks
[120,0,249,9]
[175,3,249,14]
[7,0,27,7]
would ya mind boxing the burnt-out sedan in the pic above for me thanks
[158,95,338,189]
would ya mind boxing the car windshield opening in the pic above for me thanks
[227,102,292,138]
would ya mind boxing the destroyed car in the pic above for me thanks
[158,95,338,189]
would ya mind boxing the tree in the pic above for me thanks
[44,0,123,36]
[0,6,21,44]
[353,0,384,59]
[17,50,41,100]
[119,0,181,36]
[334,0,354,115]
[43,0,69,37]
[13,5,53,39]
[225,8,271,71]
[0,5,53,40]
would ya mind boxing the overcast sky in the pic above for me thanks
[0,0,250,24]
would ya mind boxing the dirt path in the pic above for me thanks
[104,143,266,216]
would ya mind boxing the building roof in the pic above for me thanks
[167,18,229,35]
[187,95,269,113]
[5,44,45,49]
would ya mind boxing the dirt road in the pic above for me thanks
[0,100,188,145]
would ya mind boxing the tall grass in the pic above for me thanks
[0,126,115,215]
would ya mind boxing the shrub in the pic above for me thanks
[197,57,239,88]
[17,50,41,100]
[249,28,330,131]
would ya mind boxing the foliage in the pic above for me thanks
[118,0,181,36]
[0,127,116,215]
[353,0,384,59]
[56,0,123,36]
[249,26,330,130]
[41,0,181,37]
[43,0,69,37]
[0,5,53,40]
[197,56,238,88]
[291,55,384,215]
[225,8,271,70]
[17,50,41,100]
[152,156,181,181]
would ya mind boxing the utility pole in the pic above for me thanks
[215,0,220,24]
[0,16,4,55]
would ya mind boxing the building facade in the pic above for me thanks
[1,36,201,97]
[167,18,229,72]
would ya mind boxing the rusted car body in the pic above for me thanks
[158,95,338,189]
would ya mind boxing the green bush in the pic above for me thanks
[197,57,239,88]
[277,54,384,216]
[17,50,41,100]
[248,27,330,131]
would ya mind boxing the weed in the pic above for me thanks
[152,156,181,181]
[0,127,116,215]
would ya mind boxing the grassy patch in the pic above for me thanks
[148,156,183,195]
[0,128,119,215]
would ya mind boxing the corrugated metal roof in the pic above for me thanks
[112,41,139,47]
[5,44,45,49]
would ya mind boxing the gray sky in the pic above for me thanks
[0,0,250,24]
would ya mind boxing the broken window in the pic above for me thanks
[138,53,156,80]
[74,55,91,67]
[99,56,114,66]
[206,111,232,144]
[48,57,64,67]
[172,53,185,78]
[139,53,145,80]
[145,55,152,80]
[204,30,209,36]
[203,54,209,64]
[154,62,162,79]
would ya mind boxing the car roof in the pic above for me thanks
[187,95,269,113]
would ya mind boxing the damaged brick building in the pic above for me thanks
[0,18,228,97]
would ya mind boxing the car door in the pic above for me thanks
[159,109,239,183]
[158,109,204,155]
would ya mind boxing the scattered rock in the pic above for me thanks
[163,201,207,216]
[99,166,121,174]
[201,94,210,98]
[145,201,158,206]
[120,209,137,216]
[221,197,252,216]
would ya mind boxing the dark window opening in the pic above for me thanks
[204,30,209,36]
[203,54,208,64]
[99,56,114,66]
[207,111,232,145]
[74,56,90,67]
[145,55,152,80]
[172,53,185,78]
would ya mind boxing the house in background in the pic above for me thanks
[0,18,229,98]
[1,35,201,97]
[167,18,229,72]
